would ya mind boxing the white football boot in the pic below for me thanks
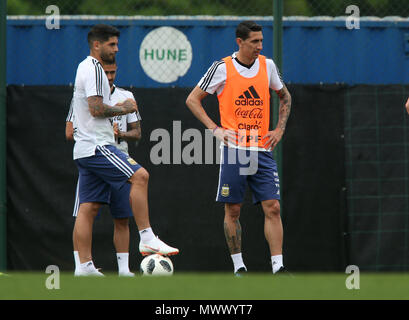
[74,261,104,277]
[139,236,179,256]
[74,269,104,277]
[118,271,135,277]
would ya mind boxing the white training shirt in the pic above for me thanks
[71,56,113,160]
[198,52,283,95]
[110,85,142,155]
[67,85,141,156]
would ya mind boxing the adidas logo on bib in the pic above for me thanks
[235,86,264,106]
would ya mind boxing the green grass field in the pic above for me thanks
[0,272,408,300]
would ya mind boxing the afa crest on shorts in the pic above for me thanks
[127,157,137,165]
[221,184,230,197]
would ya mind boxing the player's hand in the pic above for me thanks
[213,127,238,146]
[405,97,409,115]
[263,128,284,150]
[113,122,120,138]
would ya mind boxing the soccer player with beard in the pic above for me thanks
[71,24,178,276]
[67,60,142,277]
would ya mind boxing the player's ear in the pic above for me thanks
[92,40,101,51]
[236,37,242,47]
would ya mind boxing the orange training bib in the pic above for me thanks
[217,55,270,148]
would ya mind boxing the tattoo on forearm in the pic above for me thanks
[88,96,126,118]
[276,87,292,132]
[120,129,139,141]
[224,221,242,254]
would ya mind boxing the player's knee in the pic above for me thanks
[225,203,241,221]
[90,202,100,212]
[263,200,280,219]
[129,167,149,185]
[80,202,100,216]
[114,218,129,230]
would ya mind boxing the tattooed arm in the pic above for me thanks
[87,96,138,118]
[262,85,292,150]
[114,121,141,142]
[276,85,292,132]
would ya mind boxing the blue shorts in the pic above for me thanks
[216,146,280,204]
[72,178,133,219]
[74,145,141,212]
[108,182,133,218]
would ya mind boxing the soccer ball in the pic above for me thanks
[140,254,174,276]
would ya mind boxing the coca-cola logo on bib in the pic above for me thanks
[234,107,263,119]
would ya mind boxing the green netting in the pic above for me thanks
[345,85,409,271]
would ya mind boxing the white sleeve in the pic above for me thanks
[83,62,104,97]
[125,90,136,101]
[267,59,284,91]
[66,98,74,122]
[127,112,140,123]
[136,111,142,121]
[124,90,141,122]
[197,60,226,95]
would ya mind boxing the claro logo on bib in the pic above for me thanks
[139,27,193,84]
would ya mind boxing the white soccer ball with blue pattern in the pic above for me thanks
[140,254,174,276]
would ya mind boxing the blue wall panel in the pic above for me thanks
[6,18,409,86]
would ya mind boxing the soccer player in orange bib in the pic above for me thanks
[186,21,291,275]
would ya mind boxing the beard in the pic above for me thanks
[101,51,115,64]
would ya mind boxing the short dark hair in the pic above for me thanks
[87,24,120,47]
[236,21,262,40]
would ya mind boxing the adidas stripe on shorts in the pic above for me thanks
[72,177,133,219]
[74,145,141,208]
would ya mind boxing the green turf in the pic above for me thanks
[0,272,408,300]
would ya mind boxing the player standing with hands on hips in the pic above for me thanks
[186,21,291,276]
[71,24,178,276]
